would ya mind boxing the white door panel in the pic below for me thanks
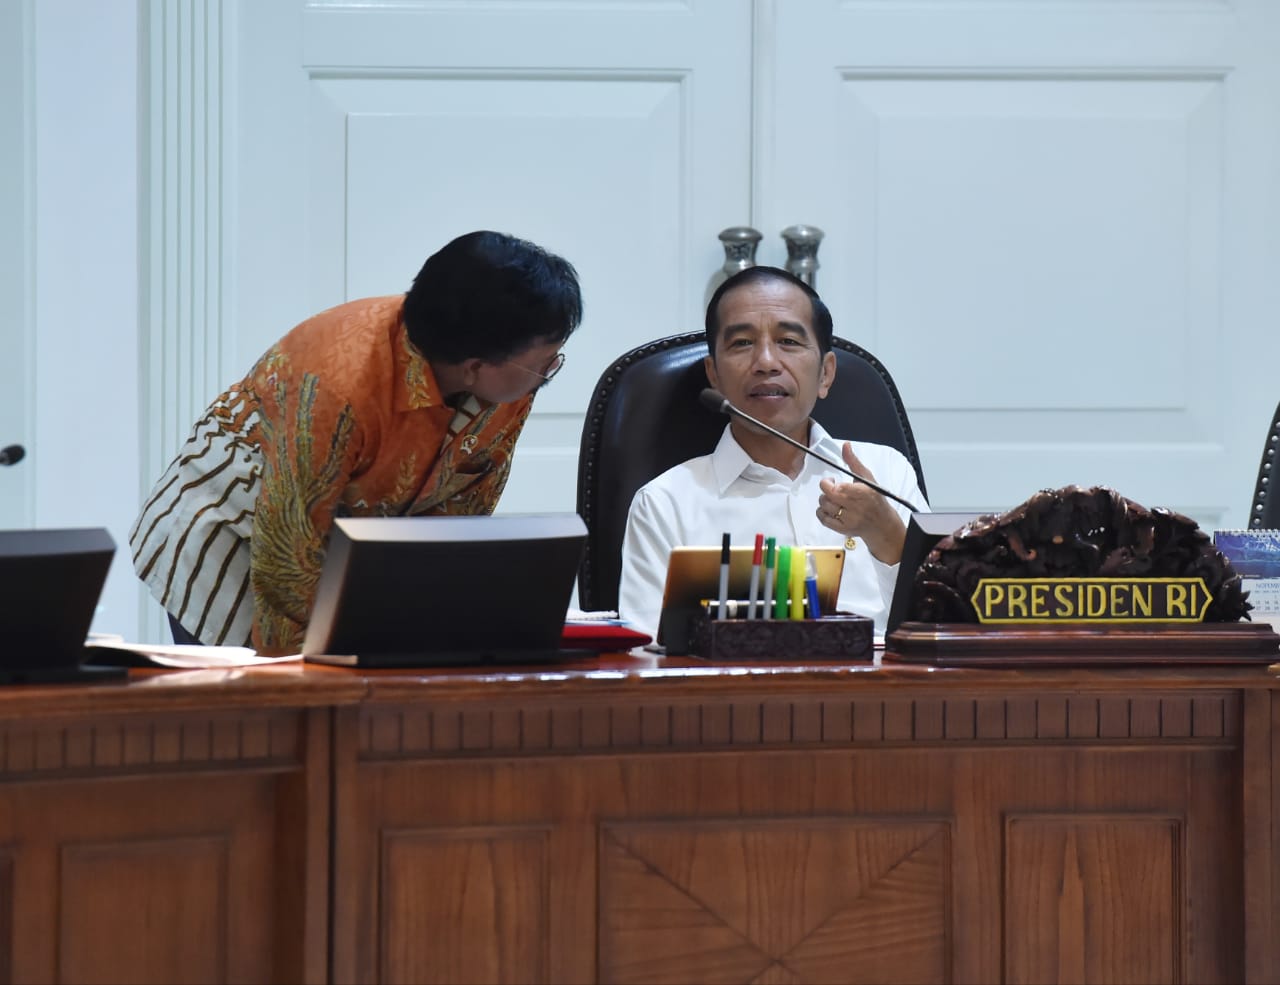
[767,0,1280,529]
[237,0,752,518]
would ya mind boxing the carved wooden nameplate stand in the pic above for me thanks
[888,485,1280,667]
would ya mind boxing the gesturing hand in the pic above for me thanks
[816,443,907,564]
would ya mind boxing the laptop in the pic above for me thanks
[303,513,593,667]
[885,512,987,634]
[0,527,126,683]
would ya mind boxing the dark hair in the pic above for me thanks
[403,231,583,364]
[704,265,833,356]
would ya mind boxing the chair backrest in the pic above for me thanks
[576,332,927,611]
[1250,400,1279,528]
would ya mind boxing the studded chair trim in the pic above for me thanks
[1250,401,1280,528]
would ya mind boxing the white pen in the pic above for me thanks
[747,533,764,618]
[762,536,776,620]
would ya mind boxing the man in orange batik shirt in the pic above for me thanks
[131,231,582,655]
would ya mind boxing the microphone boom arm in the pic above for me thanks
[699,389,920,513]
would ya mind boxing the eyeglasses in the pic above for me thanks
[512,351,566,384]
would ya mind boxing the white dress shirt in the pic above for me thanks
[618,421,928,639]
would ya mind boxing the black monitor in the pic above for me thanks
[0,527,125,683]
[303,513,590,667]
[885,512,987,634]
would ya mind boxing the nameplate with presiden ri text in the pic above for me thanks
[971,577,1212,624]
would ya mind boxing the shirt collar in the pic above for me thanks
[394,317,537,419]
[395,315,447,412]
[709,419,833,493]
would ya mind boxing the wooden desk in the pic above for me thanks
[333,655,1279,985]
[0,665,362,984]
[1,655,1277,984]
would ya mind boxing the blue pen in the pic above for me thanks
[805,551,822,619]
[717,533,731,620]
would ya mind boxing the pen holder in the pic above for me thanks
[688,611,874,661]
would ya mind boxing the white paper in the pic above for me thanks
[85,634,301,668]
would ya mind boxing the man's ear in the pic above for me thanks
[816,350,837,399]
[703,353,721,392]
[459,357,485,387]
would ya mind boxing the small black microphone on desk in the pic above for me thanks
[698,388,920,512]
[0,445,25,467]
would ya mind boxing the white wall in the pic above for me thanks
[0,0,34,529]
[30,0,143,639]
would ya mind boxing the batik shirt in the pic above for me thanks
[130,295,533,654]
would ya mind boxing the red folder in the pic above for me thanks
[561,621,652,652]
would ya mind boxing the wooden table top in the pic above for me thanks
[2,649,1277,720]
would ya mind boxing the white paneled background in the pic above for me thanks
[4,0,1279,643]
[0,0,32,530]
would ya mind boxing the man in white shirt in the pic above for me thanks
[618,266,928,639]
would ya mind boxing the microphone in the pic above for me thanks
[0,444,24,467]
[698,388,920,512]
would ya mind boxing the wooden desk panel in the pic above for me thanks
[332,661,1274,985]
[0,667,361,985]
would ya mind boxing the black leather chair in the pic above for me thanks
[575,332,927,611]
[1250,400,1279,528]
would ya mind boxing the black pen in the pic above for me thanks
[762,537,777,620]
[717,533,731,621]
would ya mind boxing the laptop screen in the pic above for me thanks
[0,527,115,669]
[303,513,586,666]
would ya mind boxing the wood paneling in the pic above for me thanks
[0,708,301,776]
[0,852,12,985]
[357,690,1241,759]
[599,818,947,984]
[379,826,550,985]
[59,836,229,984]
[1005,815,1182,984]
[340,734,1245,981]
[0,680,344,985]
[0,661,1275,983]
[0,772,280,982]
[329,660,1274,983]
[1243,687,1277,983]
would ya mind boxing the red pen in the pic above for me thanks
[747,533,764,619]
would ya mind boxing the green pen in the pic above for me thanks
[773,545,791,620]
